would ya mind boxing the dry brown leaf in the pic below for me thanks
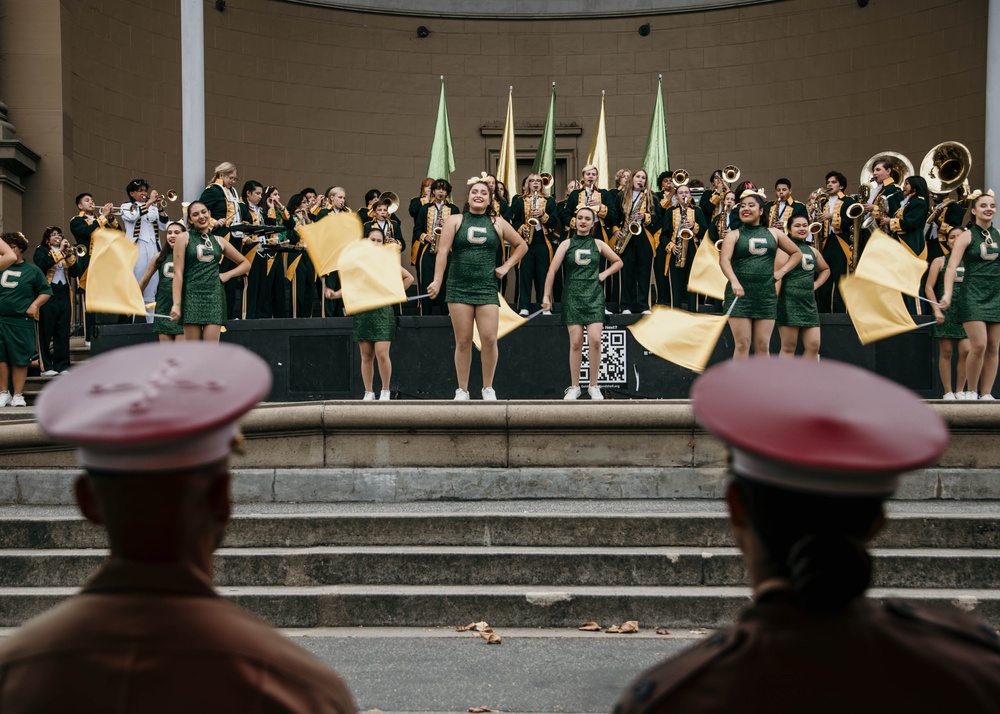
[689,628,708,635]
[605,625,621,633]
[619,620,640,633]
[468,708,493,713]
[458,621,492,632]
[481,631,502,644]
[655,627,671,635]
[578,622,602,631]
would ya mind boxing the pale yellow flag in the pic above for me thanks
[299,211,363,277]
[472,293,526,350]
[687,237,728,300]
[840,274,917,344]
[338,240,407,315]
[854,229,928,297]
[628,306,728,373]
[84,228,146,315]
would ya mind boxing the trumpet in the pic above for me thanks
[156,190,179,209]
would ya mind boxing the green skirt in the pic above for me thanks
[724,273,777,320]
[776,283,819,328]
[353,306,396,342]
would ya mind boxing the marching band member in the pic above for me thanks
[0,232,49,407]
[707,191,737,245]
[542,206,622,400]
[409,178,434,248]
[33,227,82,375]
[777,215,830,361]
[510,172,559,316]
[613,169,632,198]
[483,174,510,220]
[283,194,320,318]
[70,193,120,343]
[700,169,728,221]
[926,227,969,399]
[426,179,527,400]
[940,190,1000,401]
[862,157,904,231]
[363,198,402,248]
[614,169,656,315]
[763,179,808,234]
[138,222,185,343]
[413,179,459,316]
[199,162,242,319]
[237,180,270,319]
[654,171,676,210]
[657,183,708,311]
[883,176,930,313]
[813,171,860,313]
[313,186,348,221]
[262,186,290,318]
[170,202,249,341]
[119,179,163,322]
[720,189,802,359]
[926,190,969,263]
[323,227,414,401]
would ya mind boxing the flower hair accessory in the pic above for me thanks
[467,172,490,187]
[969,189,995,200]
[742,188,767,200]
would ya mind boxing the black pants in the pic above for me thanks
[653,246,670,306]
[418,244,449,315]
[518,239,551,312]
[39,283,71,372]
[293,254,316,318]
[619,234,653,313]
[818,236,847,313]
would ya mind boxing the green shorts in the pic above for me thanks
[0,317,37,366]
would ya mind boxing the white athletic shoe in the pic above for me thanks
[454,389,470,401]
[942,392,956,400]
[563,386,581,400]
[379,390,391,401]
[519,309,529,317]
[542,310,552,315]
[642,310,652,315]
[362,391,375,401]
[981,394,996,401]
[604,308,612,315]
[10,394,26,407]
[482,387,497,401]
[0,392,10,407]
[966,392,979,401]
[622,309,632,315]
[588,386,604,400]
[40,370,59,377]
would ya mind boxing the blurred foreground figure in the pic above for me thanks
[0,342,355,714]
[615,358,1000,714]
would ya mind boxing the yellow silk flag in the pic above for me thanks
[854,229,928,297]
[338,240,407,315]
[840,274,917,344]
[628,306,728,373]
[298,211,363,277]
[497,87,518,200]
[585,91,610,190]
[84,228,146,315]
[687,237,728,300]
[472,293,526,350]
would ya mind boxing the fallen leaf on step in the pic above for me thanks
[655,628,671,635]
[607,620,639,633]
[481,631,502,644]
[468,708,493,712]
[578,622,602,631]
[689,628,708,635]
[458,621,492,633]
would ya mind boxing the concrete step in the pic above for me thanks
[2,584,997,629]
[2,509,999,550]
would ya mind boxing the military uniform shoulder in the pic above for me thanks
[882,598,1000,653]
[613,627,745,714]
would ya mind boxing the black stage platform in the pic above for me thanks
[92,313,943,401]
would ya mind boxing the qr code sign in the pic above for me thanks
[581,328,627,385]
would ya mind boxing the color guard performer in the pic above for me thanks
[613,169,656,315]
[925,227,969,399]
[413,179,459,316]
[656,183,707,311]
[510,172,559,316]
[562,166,618,313]
[138,222,186,343]
[777,215,830,360]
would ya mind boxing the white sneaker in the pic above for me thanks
[966,392,979,401]
[604,308,612,315]
[981,394,996,401]
[622,309,632,315]
[588,386,604,400]
[542,310,551,315]
[454,389,470,401]
[518,309,529,317]
[482,387,497,401]
[563,386,581,400]
[40,370,59,377]
[0,392,10,407]
[943,392,956,400]
[379,390,391,401]
[362,391,375,401]
[10,394,26,407]
[642,310,652,315]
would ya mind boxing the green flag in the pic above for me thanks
[642,74,669,179]
[532,82,556,193]
[427,76,456,181]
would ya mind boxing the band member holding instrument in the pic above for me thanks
[364,198,402,249]
[701,169,728,221]
[862,157,905,229]
[654,171,676,210]
[657,183,708,311]
[720,190,802,359]
[119,179,164,322]
[882,176,930,314]
[510,172,559,316]
[199,162,242,320]
[763,179,808,234]
[614,169,656,315]
[542,206,622,400]
[34,226,82,375]
[707,191,737,245]
[262,186,290,318]
[815,171,860,313]
[138,222,185,343]
[358,189,381,223]
[70,192,120,343]
[413,179,459,316]
[777,216,830,361]
[427,180,527,400]
[314,186,348,221]
[323,227,414,401]
[170,202,249,341]
[409,178,434,259]
[483,173,510,220]
[926,191,969,263]
[237,180,269,319]
[940,191,1000,401]
[926,227,969,399]
[282,194,320,318]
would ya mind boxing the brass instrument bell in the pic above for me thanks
[74,244,88,257]
[722,165,741,184]
[540,173,554,190]
[672,169,689,187]
[379,192,400,215]
[920,141,972,196]
[860,151,914,191]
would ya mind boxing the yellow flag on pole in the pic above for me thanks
[585,91,610,190]
[299,211,363,277]
[628,306,728,373]
[687,237,728,300]
[840,274,918,344]
[84,228,146,316]
[338,240,407,315]
[472,293,526,350]
[497,87,519,201]
[854,229,928,297]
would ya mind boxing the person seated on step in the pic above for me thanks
[0,341,355,713]
[615,357,1000,714]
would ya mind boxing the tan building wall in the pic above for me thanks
[0,0,988,253]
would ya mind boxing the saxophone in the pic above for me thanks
[429,207,444,254]
[616,194,646,255]
[674,200,694,268]
[525,192,540,246]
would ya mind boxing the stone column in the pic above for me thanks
[987,0,1000,191]
[0,101,41,233]
[181,0,206,203]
